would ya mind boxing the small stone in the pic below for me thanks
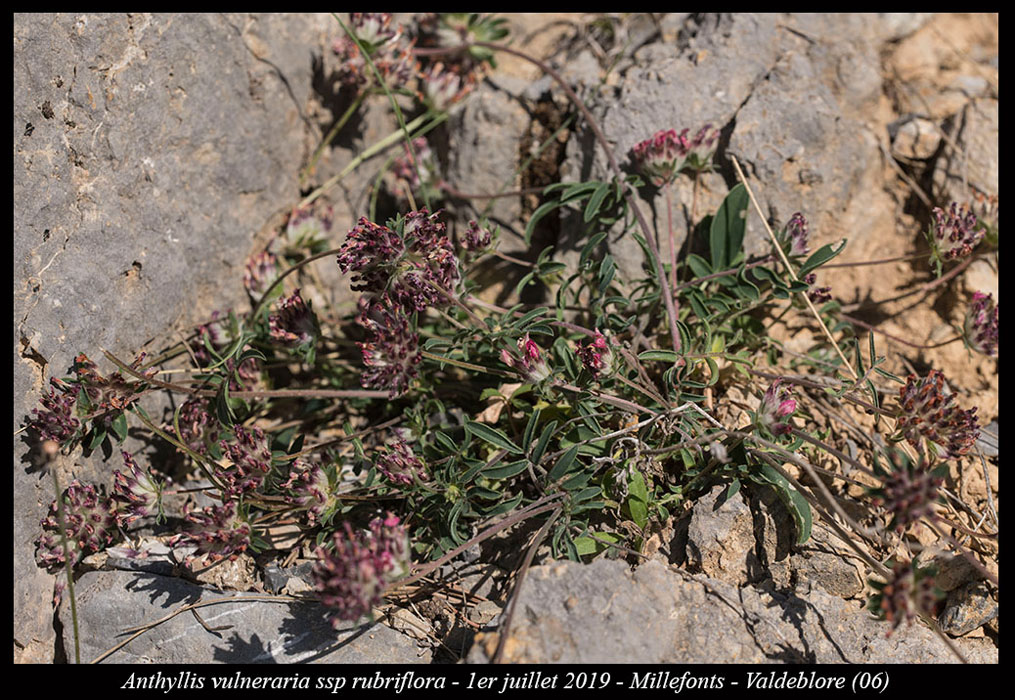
[938,580,998,636]
[975,421,998,458]
[890,117,941,160]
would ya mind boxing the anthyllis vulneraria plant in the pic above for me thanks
[867,559,943,637]
[24,13,996,663]
[964,291,998,357]
[894,370,980,459]
[926,201,984,276]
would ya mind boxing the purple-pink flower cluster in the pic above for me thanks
[269,289,318,347]
[757,379,797,436]
[420,62,476,112]
[576,330,614,377]
[29,378,80,445]
[964,291,998,357]
[35,481,117,573]
[175,398,220,455]
[337,209,460,313]
[333,13,417,90]
[217,426,273,497]
[312,513,410,624]
[355,296,422,396]
[631,129,689,187]
[392,137,439,191]
[461,220,493,253]
[112,451,163,526]
[375,440,427,485]
[930,202,983,262]
[631,124,719,187]
[868,559,940,637]
[501,334,551,384]
[174,501,253,565]
[283,459,335,526]
[803,273,832,304]
[868,449,944,532]
[244,250,279,299]
[781,212,810,258]
[896,370,979,458]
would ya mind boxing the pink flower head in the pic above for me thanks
[356,296,422,396]
[174,501,253,565]
[868,449,944,533]
[29,378,80,445]
[35,480,117,573]
[685,123,720,171]
[244,250,279,299]
[896,370,979,458]
[631,129,689,187]
[757,379,796,436]
[964,291,998,357]
[112,451,163,526]
[175,398,221,455]
[333,14,417,90]
[780,212,810,258]
[461,219,494,253]
[285,202,334,254]
[269,289,319,348]
[392,137,439,191]
[803,272,832,304]
[337,209,461,314]
[375,440,427,486]
[217,426,273,497]
[420,62,475,112]
[577,329,615,377]
[868,559,940,637]
[930,202,983,263]
[501,334,551,384]
[312,513,409,624]
[283,459,337,526]
[349,12,396,46]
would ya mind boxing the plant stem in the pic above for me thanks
[299,112,442,210]
[822,251,930,269]
[301,89,368,185]
[839,313,962,350]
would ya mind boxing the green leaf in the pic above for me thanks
[548,444,580,481]
[709,183,748,270]
[638,349,680,363]
[756,463,812,544]
[87,426,107,451]
[626,470,649,530]
[530,420,557,464]
[513,270,536,297]
[584,181,611,222]
[522,408,542,451]
[465,420,524,454]
[512,307,549,328]
[482,459,529,480]
[525,201,560,244]
[798,238,848,278]
[574,531,622,557]
[686,253,713,278]
[111,412,129,443]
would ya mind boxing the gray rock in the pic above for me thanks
[976,421,998,458]
[57,570,429,663]
[682,484,756,586]
[890,116,942,160]
[466,558,996,664]
[938,580,998,637]
[933,98,998,203]
[12,12,364,662]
